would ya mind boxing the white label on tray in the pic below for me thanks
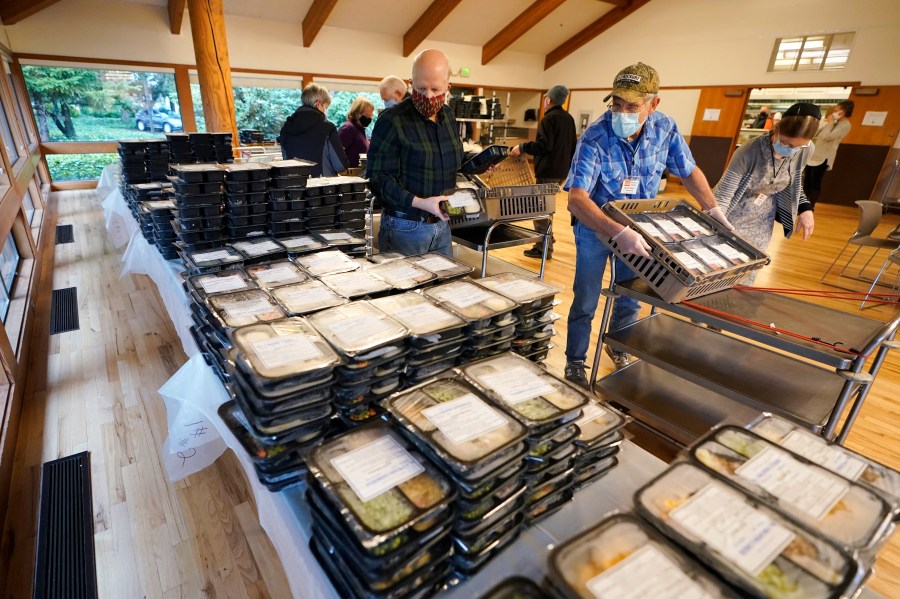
[690,247,728,270]
[586,544,714,599]
[672,251,708,273]
[223,298,274,320]
[255,266,301,284]
[283,236,317,247]
[416,256,457,272]
[191,250,232,263]
[319,232,352,241]
[377,263,426,282]
[240,240,280,256]
[249,334,322,369]
[282,285,337,307]
[491,279,546,300]
[652,217,687,238]
[433,284,492,309]
[575,402,609,427]
[392,302,457,328]
[200,274,246,294]
[477,366,556,405]
[304,251,354,272]
[422,393,508,445]
[330,436,424,502]
[711,242,749,263]
[736,446,850,520]
[674,216,712,236]
[328,315,393,346]
[779,430,867,482]
[634,221,666,240]
[327,271,381,295]
[447,191,478,209]
[670,484,794,576]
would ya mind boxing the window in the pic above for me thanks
[769,32,855,72]
[22,188,35,226]
[314,79,382,138]
[0,233,19,322]
[0,99,19,163]
[4,59,35,145]
[46,152,118,181]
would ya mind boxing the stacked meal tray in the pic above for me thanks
[315,229,367,257]
[165,133,194,163]
[569,401,628,490]
[370,292,466,385]
[300,177,341,233]
[144,139,170,181]
[118,140,152,185]
[382,376,531,579]
[307,302,409,427]
[221,163,271,240]
[407,253,475,282]
[231,237,288,266]
[220,318,342,490]
[124,181,171,244]
[424,281,519,362]
[189,131,233,163]
[170,164,226,254]
[305,424,456,598]
[274,233,329,257]
[144,196,179,260]
[461,353,591,524]
[364,259,437,292]
[474,273,561,364]
[333,176,369,236]
[267,160,314,237]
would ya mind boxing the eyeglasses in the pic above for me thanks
[776,135,811,150]
[607,101,648,114]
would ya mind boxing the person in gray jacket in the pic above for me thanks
[803,99,854,208]
[713,102,821,282]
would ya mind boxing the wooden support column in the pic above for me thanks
[186,0,237,139]
[174,65,198,132]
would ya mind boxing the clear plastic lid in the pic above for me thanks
[144,199,176,211]
[245,261,308,289]
[424,281,517,323]
[365,261,436,290]
[186,246,242,268]
[692,426,893,553]
[171,163,223,173]
[221,162,271,174]
[475,272,560,304]
[295,250,358,276]
[267,158,316,170]
[232,237,284,258]
[276,235,328,253]
[408,253,474,279]
[231,318,340,381]
[370,293,464,337]
[383,378,527,473]
[188,270,255,299]
[574,401,627,447]
[270,280,348,315]
[462,353,589,428]
[367,252,406,264]
[636,462,858,598]
[308,301,408,356]
[320,269,392,298]
[307,424,454,543]
[316,230,367,247]
[549,512,730,599]
[208,289,285,327]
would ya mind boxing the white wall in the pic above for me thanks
[0,25,10,50]
[567,89,703,137]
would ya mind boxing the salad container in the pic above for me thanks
[207,289,285,328]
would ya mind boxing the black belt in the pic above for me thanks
[383,208,440,224]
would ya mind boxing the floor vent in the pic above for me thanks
[55,225,74,245]
[49,287,80,334]
[33,451,98,599]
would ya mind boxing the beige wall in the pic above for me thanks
[568,89,703,136]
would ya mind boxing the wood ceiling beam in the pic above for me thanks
[482,0,567,65]
[169,0,186,35]
[402,0,464,57]
[302,0,340,48]
[600,0,631,7]
[544,0,653,70]
[0,0,62,25]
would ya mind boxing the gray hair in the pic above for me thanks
[301,83,331,108]
[379,76,406,97]
[547,85,569,106]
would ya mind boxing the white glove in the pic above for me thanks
[706,206,736,231]
[611,227,652,259]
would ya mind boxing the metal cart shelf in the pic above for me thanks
[591,266,900,447]
[451,217,552,279]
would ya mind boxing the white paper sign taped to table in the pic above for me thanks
[330,435,424,502]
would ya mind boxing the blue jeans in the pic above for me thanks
[378,214,452,256]
[565,221,641,363]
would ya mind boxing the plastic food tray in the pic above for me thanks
[601,198,770,303]
[448,182,558,229]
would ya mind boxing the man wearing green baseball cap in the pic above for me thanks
[563,62,731,387]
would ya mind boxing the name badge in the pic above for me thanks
[753,193,768,206]
[620,179,639,195]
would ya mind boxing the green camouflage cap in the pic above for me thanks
[603,62,660,103]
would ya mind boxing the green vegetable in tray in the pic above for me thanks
[757,562,799,598]
[337,485,415,532]
[514,398,558,421]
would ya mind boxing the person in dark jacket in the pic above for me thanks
[278,84,349,177]
[338,96,374,168]
[510,84,577,258]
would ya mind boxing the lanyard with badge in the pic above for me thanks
[620,138,641,196]
[753,146,789,206]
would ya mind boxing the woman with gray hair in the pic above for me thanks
[278,83,349,176]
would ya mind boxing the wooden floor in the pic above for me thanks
[1,184,899,597]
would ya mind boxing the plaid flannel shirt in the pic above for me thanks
[367,98,463,211]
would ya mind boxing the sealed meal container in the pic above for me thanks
[184,246,243,272]
[270,280,347,315]
[221,162,271,181]
[268,159,315,178]
[320,269,392,299]
[231,237,286,261]
[573,401,627,449]
[691,426,894,555]
[636,462,863,599]
[308,301,408,359]
[276,234,328,254]
[186,270,256,301]
[547,512,731,599]
[365,261,436,290]
[573,456,619,489]
[525,423,579,462]
[475,272,561,313]
[218,400,323,465]
[408,253,474,281]
[478,576,547,599]
[306,424,456,556]
[245,261,307,290]
[208,289,284,328]
[370,293,465,345]
[295,249,358,276]
[461,353,589,434]
[317,229,367,247]
[748,415,900,511]
[442,188,483,220]
[383,377,528,482]
[233,390,334,437]
[171,163,226,183]
[424,281,517,329]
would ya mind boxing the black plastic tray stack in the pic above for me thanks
[334,176,368,237]
[298,177,338,234]
[221,163,271,240]
[568,402,627,491]
[117,140,152,185]
[239,129,265,145]
[144,139,170,182]
[145,195,179,260]
[166,132,194,163]
[190,131,233,163]
[267,160,313,238]
[170,164,226,255]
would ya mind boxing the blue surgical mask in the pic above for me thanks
[772,139,800,157]
[611,111,642,139]
[384,99,398,109]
